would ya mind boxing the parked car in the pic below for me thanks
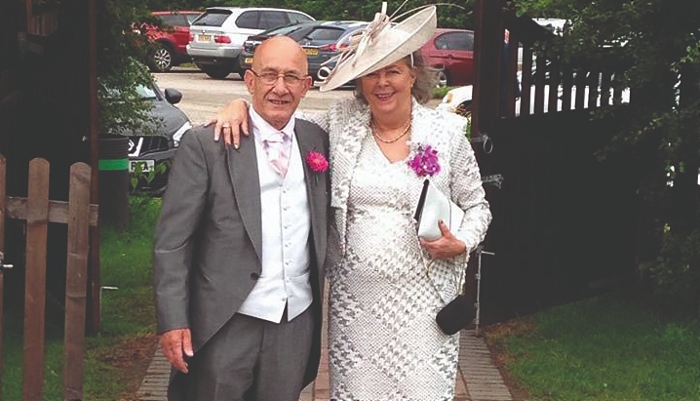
[436,85,473,116]
[419,28,474,87]
[187,7,315,79]
[111,82,192,194]
[239,20,368,83]
[141,11,202,72]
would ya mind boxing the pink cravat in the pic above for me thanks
[263,131,291,178]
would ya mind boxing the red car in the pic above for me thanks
[143,11,202,72]
[419,28,474,87]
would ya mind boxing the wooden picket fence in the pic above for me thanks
[0,155,98,401]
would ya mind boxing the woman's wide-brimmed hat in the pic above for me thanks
[317,2,437,92]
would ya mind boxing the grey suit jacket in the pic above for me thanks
[154,119,329,386]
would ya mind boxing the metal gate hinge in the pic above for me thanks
[481,174,504,189]
[0,251,14,270]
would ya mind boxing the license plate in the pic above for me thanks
[304,48,319,56]
[198,34,212,42]
[244,57,253,65]
[129,160,155,173]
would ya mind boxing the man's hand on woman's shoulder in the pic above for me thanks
[208,99,250,149]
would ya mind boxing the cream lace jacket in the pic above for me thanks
[300,97,492,302]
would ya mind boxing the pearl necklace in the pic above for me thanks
[372,118,412,144]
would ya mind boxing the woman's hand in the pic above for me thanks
[206,99,250,149]
[419,220,467,260]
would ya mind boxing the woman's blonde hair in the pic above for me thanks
[354,51,438,105]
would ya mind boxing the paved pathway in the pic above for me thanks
[140,281,512,401]
[137,328,512,401]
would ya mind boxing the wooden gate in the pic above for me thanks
[470,0,640,321]
[0,155,98,401]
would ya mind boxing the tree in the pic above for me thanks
[97,0,158,136]
[512,0,700,311]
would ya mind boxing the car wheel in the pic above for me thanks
[150,44,173,72]
[436,70,449,88]
[201,66,231,79]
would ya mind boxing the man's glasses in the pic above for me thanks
[250,70,307,86]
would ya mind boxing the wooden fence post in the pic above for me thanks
[23,158,50,401]
[63,162,91,401]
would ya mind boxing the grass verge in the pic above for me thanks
[484,290,700,401]
[2,196,161,400]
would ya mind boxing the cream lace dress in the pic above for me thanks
[300,98,491,401]
[328,134,460,401]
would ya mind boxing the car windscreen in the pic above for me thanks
[258,11,287,30]
[436,31,474,51]
[136,85,158,100]
[159,14,188,27]
[192,10,230,27]
[287,28,313,41]
[304,27,346,42]
[288,12,314,24]
[102,85,159,102]
[261,23,308,37]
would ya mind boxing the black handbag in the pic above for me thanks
[414,179,474,335]
[436,294,475,335]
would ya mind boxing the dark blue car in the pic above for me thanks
[239,20,368,85]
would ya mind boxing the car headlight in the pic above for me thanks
[172,121,192,147]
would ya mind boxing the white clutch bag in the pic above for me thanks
[414,179,465,240]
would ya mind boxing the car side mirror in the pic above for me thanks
[164,88,183,104]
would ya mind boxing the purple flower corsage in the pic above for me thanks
[407,144,440,177]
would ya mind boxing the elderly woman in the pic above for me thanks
[211,4,491,400]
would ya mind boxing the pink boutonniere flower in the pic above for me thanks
[306,150,328,184]
[407,144,440,177]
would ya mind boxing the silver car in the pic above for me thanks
[187,7,315,79]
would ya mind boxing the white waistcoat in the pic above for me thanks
[237,112,312,323]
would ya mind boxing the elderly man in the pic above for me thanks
[154,36,330,401]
